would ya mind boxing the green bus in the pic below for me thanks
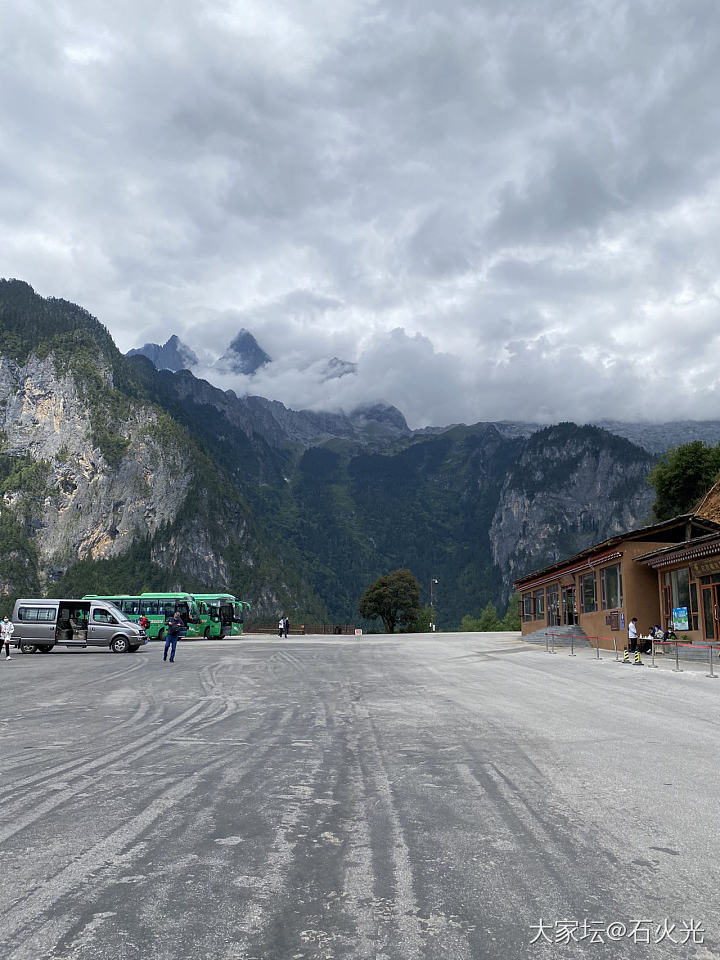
[193,595,250,638]
[81,592,250,640]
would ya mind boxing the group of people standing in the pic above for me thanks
[278,616,290,638]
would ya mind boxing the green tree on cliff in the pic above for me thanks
[649,441,720,521]
[358,568,421,633]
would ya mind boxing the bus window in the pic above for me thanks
[121,598,140,615]
[142,599,159,616]
[160,599,177,619]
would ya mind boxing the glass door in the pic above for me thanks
[702,584,720,640]
[562,585,576,626]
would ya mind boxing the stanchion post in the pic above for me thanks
[551,633,556,655]
[673,641,682,673]
[595,637,602,660]
[649,639,657,668]
[545,632,549,653]
[569,634,575,657]
[707,644,717,679]
[613,636,618,662]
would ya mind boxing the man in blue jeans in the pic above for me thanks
[164,612,185,662]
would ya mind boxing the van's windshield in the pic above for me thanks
[104,602,133,625]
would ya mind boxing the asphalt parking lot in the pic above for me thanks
[1,631,719,960]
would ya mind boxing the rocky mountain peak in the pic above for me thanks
[349,403,410,435]
[214,329,271,375]
[127,335,198,372]
[321,357,358,381]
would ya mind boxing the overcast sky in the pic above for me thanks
[3,0,720,428]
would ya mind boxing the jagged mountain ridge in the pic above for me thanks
[487,419,720,454]
[127,335,198,372]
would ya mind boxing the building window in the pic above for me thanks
[522,593,533,622]
[546,584,560,626]
[579,572,597,613]
[665,567,699,630]
[533,589,545,619]
[601,564,623,610]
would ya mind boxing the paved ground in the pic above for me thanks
[1,632,719,960]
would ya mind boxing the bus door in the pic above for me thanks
[176,600,200,637]
[219,603,234,637]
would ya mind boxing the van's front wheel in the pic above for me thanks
[110,636,129,654]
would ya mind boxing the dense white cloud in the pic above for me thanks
[2,0,720,427]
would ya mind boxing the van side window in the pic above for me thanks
[93,610,117,624]
[17,607,57,622]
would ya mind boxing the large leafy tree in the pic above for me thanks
[648,441,720,521]
[358,568,421,633]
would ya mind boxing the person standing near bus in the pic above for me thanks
[283,617,290,638]
[278,617,284,638]
[1,616,13,659]
[164,612,184,662]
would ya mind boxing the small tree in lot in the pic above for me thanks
[406,605,432,633]
[358,568,421,634]
[500,591,522,630]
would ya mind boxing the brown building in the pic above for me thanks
[634,480,720,643]
[514,513,720,650]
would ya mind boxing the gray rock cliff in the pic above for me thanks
[0,353,191,586]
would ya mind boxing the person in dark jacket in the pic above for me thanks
[164,612,185,662]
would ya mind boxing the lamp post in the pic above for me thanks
[430,578,438,632]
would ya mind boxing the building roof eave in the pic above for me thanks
[513,515,720,589]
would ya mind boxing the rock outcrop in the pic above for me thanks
[490,424,656,592]
[0,352,190,585]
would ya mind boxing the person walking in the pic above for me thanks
[1,616,13,660]
[164,612,184,663]
[283,617,290,639]
[278,617,284,638]
[628,616,639,654]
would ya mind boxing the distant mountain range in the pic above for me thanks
[127,330,358,383]
[3,278,720,626]
[127,336,720,455]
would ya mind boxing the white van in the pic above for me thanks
[11,598,148,654]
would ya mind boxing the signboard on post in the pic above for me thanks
[672,606,689,631]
